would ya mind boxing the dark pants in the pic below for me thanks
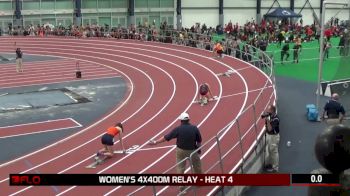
[101,134,114,146]
[293,49,299,63]
[281,51,289,63]
[176,147,202,174]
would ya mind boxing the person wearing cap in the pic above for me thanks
[149,112,202,175]
[97,122,126,158]
[263,105,280,173]
[322,93,346,125]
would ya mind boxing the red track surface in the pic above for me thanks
[0,118,81,139]
[0,58,120,89]
[0,37,275,196]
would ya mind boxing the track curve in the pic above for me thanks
[0,37,275,196]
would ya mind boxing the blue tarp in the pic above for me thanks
[264,8,302,18]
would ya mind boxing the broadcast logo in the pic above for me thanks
[10,175,41,185]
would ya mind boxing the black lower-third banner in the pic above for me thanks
[9,174,339,186]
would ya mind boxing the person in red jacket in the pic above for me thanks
[324,28,332,41]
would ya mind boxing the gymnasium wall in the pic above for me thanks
[0,0,175,31]
[181,0,350,28]
[0,0,348,32]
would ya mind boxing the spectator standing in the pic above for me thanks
[277,31,284,47]
[281,43,290,64]
[259,38,268,52]
[242,44,251,62]
[149,113,202,188]
[338,34,345,56]
[323,39,331,61]
[293,44,300,63]
[264,105,280,173]
[15,47,23,73]
[325,28,332,41]
[288,33,294,44]
[295,35,302,52]
[322,93,345,125]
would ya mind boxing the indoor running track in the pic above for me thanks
[0,37,275,196]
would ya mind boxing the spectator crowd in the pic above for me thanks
[3,17,350,64]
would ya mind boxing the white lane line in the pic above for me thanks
[138,145,176,151]
[0,59,72,67]
[192,86,273,104]
[0,72,120,86]
[0,69,119,83]
[0,125,82,139]
[0,118,76,129]
[0,75,121,90]
[219,86,273,99]
[0,66,117,79]
[0,60,86,71]
[0,61,105,73]
[68,118,82,127]
[0,117,82,139]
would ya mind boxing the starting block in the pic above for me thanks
[114,145,139,154]
[85,145,139,169]
[86,156,108,169]
[201,98,208,106]
[193,96,219,105]
[216,70,235,77]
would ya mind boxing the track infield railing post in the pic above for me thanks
[235,119,245,173]
[252,104,259,155]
